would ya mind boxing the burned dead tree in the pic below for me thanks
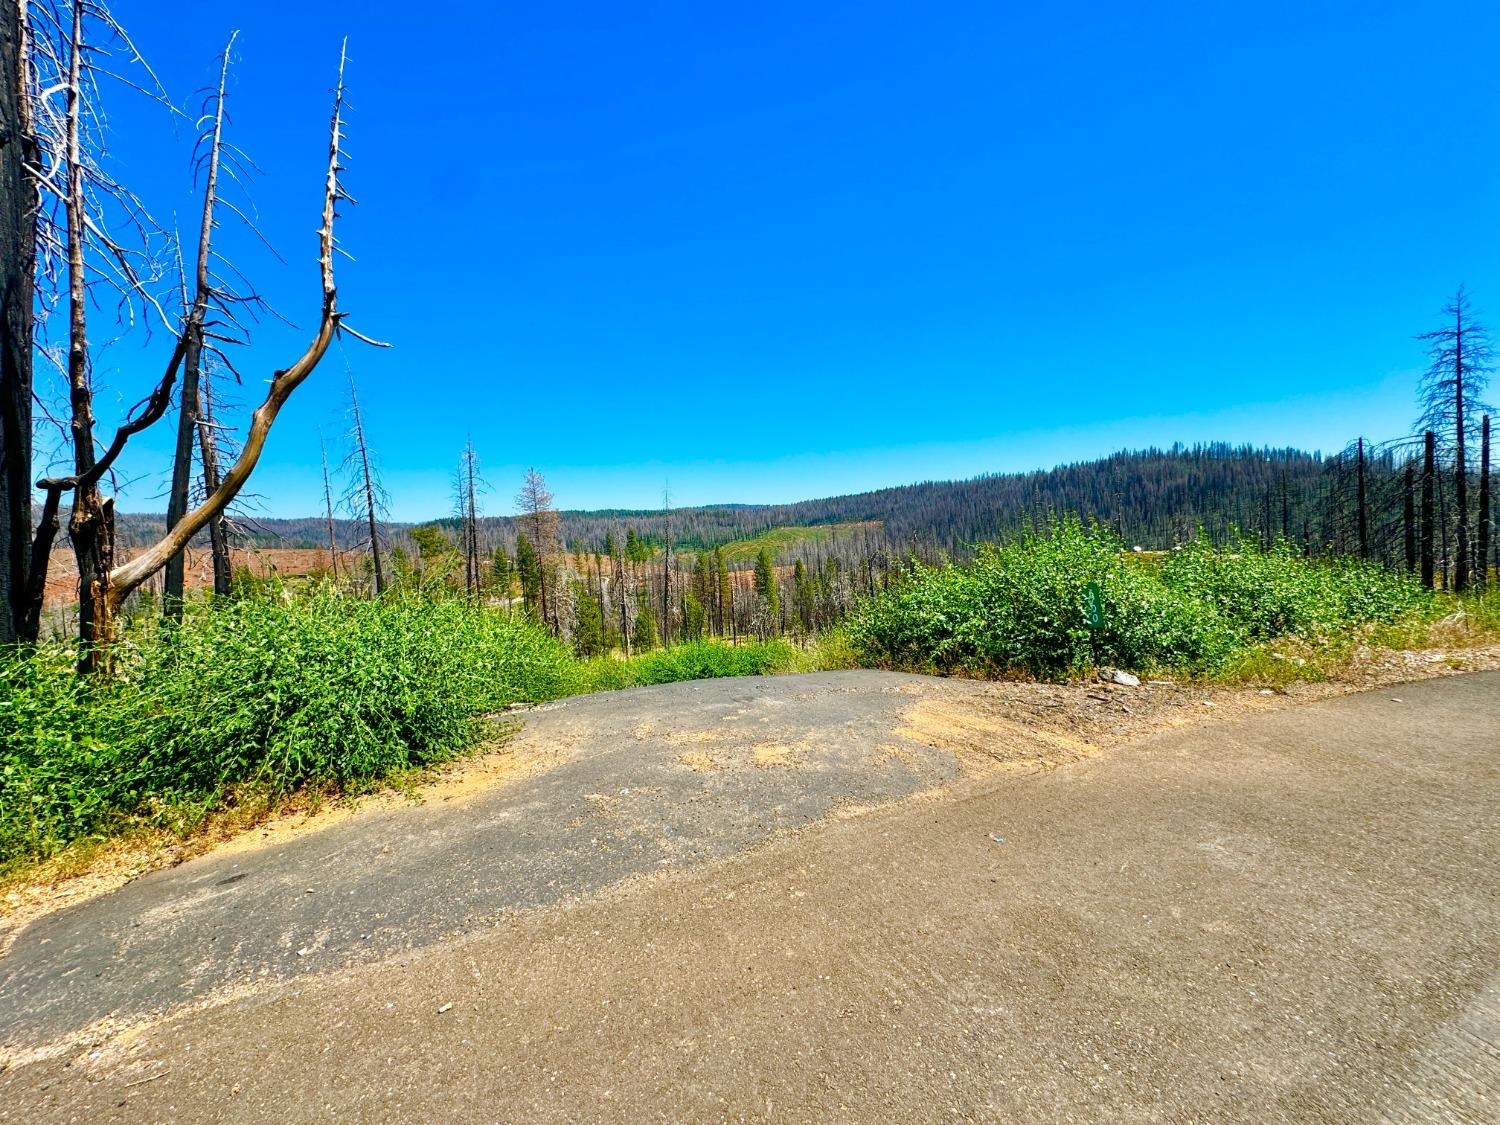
[1417,290,1493,592]
[343,371,388,596]
[1421,430,1436,589]
[1481,414,1492,589]
[195,365,233,596]
[456,439,481,602]
[319,436,339,581]
[21,9,382,666]
[164,33,237,618]
[1,0,36,644]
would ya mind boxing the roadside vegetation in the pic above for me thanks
[6,519,1495,876]
[845,520,1445,679]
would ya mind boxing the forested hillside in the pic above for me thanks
[110,444,1329,554]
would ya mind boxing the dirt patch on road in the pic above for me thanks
[894,641,1500,772]
[893,676,1289,772]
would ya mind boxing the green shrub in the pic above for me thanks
[574,639,801,693]
[846,521,1434,680]
[0,647,129,861]
[848,521,1238,678]
[123,588,575,800]
[626,639,799,684]
[1161,535,1431,640]
[1,587,574,865]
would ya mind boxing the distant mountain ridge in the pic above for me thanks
[110,443,1327,554]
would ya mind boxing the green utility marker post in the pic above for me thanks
[1083,582,1105,630]
[1083,581,1104,669]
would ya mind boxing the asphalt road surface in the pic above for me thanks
[2,670,1496,1122]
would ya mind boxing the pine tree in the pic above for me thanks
[793,558,811,633]
[754,547,780,623]
[682,593,706,640]
[574,592,606,657]
[634,600,658,650]
[515,533,540,618]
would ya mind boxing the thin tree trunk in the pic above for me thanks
[162,343,202,615]
[661,495,672,647]
[353,399,385,595]
[196,372,232,597]
[164,37,232,619]
[320,438,339,581]
[1480,415,1492,590]
[1356,437,1369,560]
[1,0,35,644]
[60,0,114,670]
[1454,310,1470,592]
[465,448,478,602]
[1403,463,1416,574]
[1439,463,1451,589]
[1421,431,1436,589]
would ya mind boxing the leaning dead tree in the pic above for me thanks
[21,6,382,667]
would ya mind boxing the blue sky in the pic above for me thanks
[67,2,1500,520]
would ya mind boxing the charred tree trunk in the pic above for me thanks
[61,0,114,669]
[1356,437,1369,561]
[164,39,232,618]
[163,328,204,616]
[196,373,232,597]
[1480,415,1492,590]
[320,438,339,580]
[1439,462,1451,589]
[1421,431,1436,589]
[1403,463,1417,574]
[1454,323,1470,592]
[0,0,35,644]
[661,494,672,647]
[465,448,478,602]
[73,495,115,670]
[354,403,385,595]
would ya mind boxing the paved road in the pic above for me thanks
[0,672,963,1049]
[2,671,1497,1121]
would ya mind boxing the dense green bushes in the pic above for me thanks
[1,589,575,864]
[1161,535,1431,641]
[847,521,1435,679]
